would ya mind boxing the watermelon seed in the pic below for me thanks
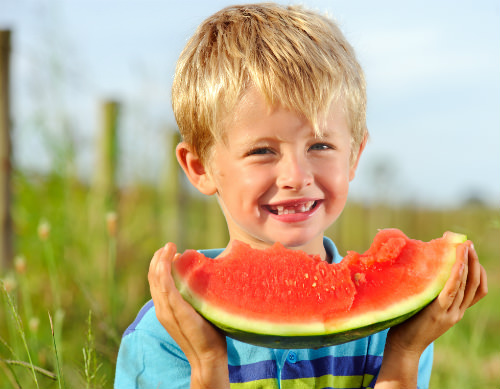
[354,273,366,285]
[312,282,317,287]
[304,273,309,279]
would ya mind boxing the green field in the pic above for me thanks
[1,170,498,388]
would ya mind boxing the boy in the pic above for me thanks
[115,3,487,388]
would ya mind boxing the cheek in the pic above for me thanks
[333,176,351,198]
[239,167,273,189]
[325,175,351,216]
[320,160,350,184]
[217,166,267,203]
[319,166,352,204]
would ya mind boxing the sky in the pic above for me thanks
[1,0,499,208]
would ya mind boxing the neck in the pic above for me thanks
[218,235,328,261]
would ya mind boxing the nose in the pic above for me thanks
[276,154,313,190]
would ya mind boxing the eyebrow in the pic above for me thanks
[235,137,275,150]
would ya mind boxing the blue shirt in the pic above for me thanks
[114,237,433,388]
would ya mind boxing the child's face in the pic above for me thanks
[206,89,362,257]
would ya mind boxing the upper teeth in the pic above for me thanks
[271,201,315,215]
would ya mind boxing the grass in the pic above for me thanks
[0,169,498,388]
[2,281,41,387]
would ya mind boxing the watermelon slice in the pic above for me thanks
[172,229,466,348]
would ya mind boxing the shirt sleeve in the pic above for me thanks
[114,313,192,388]
[365,328,434,389]
[417,343,434,389]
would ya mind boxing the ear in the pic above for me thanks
[349,134,368,181]
[176,142,218,195]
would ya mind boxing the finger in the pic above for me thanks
[460,242,481,310]
[437,243,467,311]
[470,263,488,307]
[147,244,198,356]
[151,244,200,320]
[148,247,165,287]
[148,243,176,288]
[156,250,215,359]
[157,242,177,271]
[448,245,468,313]
[156,243,178,292]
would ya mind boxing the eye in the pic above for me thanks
[309,143,334,151]
[246,147,274,156]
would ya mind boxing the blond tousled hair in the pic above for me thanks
[172,3,367,164]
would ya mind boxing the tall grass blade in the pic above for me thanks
[0,334,16,357]
[0,357,22,388]
[82,310,103,389]
[39,219,61,309]
[49,311,65,389]
[0,333,22,387]
[1,281,39,388]
[1,359,57,380]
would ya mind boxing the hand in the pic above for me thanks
[387,240,487,354]
[148,243,230,389]
[376,240,488,388]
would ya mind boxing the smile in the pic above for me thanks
[267,200,318,216]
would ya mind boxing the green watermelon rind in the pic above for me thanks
[207,306,423,349]
[172,232,466,349]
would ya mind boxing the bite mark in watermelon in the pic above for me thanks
[172,229,466,348]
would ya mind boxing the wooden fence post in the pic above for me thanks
[0,30,13,269]
[93,100,120,212]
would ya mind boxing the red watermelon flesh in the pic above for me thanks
[174,241,355,324]
[172,229,466,348]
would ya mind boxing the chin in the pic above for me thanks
[267,234,316,250]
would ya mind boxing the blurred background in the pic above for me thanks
[0,0,498,388]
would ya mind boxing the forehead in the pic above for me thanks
[220,88,350,140]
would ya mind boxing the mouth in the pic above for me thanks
[266,200,319,216]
